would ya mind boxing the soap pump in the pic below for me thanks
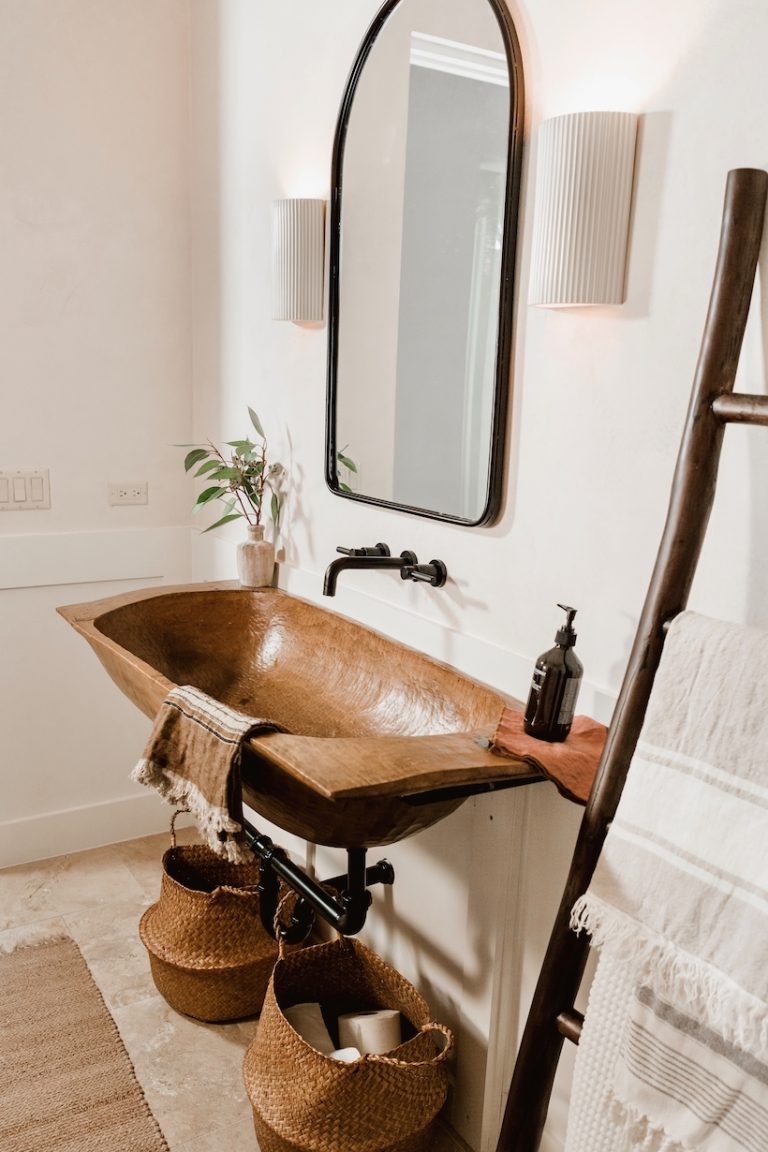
[524,604,583,743]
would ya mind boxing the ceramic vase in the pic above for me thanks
[237,523,275,588]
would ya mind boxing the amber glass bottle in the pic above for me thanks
[524,605,583,742]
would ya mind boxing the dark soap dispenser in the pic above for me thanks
[524,604,584,742]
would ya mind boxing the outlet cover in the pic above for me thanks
[109,482,148,506]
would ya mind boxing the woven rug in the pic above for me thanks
[0,932,169,1152]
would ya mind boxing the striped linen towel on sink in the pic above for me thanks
[132,684,283,863]
[566,612,768,1152]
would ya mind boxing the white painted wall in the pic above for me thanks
[187,2,768,1149]
[0,0,194,865]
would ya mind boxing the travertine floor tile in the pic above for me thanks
[113,995,259,1147]
[66,896,156,1010]
[0,842,145,930]
[174,1119,260,1152]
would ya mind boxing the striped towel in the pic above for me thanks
[567,612,768,1152]
[132,685,283,863]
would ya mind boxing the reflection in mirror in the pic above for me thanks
[326,0,523,525]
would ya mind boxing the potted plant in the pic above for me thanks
[182,407,286,588]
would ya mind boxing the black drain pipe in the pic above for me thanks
[242,820,394,942]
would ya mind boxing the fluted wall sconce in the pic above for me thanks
[529,111,638,307]
[272,198,326,321]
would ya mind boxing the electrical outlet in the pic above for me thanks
[109,482,148,506]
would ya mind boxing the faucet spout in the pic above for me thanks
[323,548,418,596]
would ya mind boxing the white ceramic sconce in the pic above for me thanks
[529,111,638,307]
[272,198,326,322]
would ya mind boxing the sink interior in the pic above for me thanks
[93,588,505,739]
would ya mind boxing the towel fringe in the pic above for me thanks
[571,893,768,1061]
[605,1093,690,1152]
[132,758,252,865]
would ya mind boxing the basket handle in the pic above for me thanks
[170,807,190,848]
[274,889,304,954]
[367,1021,454,1068]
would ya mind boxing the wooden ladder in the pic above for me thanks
[496,166,768,1152]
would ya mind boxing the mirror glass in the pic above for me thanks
[326,0,523,525]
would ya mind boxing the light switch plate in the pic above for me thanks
[0,469,51,510]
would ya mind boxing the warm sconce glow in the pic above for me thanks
[529,111,638,307]
[272,198,326,321]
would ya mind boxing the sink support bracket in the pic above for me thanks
[242,819,395,942]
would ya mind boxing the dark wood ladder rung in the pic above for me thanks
[556,1010,584,1045]
[712,393,768,425]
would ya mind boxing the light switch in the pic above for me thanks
[0,469,50,510]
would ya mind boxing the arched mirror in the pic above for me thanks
[325,0,524,526]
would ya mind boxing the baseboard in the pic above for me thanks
[0,792,175,869]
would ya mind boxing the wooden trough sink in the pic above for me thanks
[58,583,540,847]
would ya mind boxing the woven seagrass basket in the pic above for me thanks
[139,816,278,1022]
[243,935,453,1152]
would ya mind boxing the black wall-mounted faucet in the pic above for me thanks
[323,544,448,596]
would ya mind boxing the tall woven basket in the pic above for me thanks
[139,815,278,1022]
[243,935,454,1152]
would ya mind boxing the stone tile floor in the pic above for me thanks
[0,829,459,1152]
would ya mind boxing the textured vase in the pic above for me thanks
[237,524,275,588]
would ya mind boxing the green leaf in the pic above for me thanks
[209,466,241,481]
[337,451,357,473]
[226,439,255,452]
[201,512,242,533]
[192,485,224,512]
[194,459,224,477]
[248,407,265,438]
[183,447,210,472]
[339,482,352,493]
[271,492,280,526]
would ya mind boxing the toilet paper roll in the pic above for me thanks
[337,1009,401,1055]
[330,1047,362,1063]
[284,1002,335,1055]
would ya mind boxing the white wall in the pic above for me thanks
[187,1,768,1149]
[0,0,194,865]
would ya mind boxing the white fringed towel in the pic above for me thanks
[567,612,768,1152]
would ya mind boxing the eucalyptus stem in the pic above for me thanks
[210,440,255,525]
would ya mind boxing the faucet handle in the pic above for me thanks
[401,559,448,588]
[336,543,391,557]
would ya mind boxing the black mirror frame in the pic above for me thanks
[325,0,524,527]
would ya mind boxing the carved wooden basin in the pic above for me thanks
[58,583,538,847]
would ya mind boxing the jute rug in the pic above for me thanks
[0,931,169,1152]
